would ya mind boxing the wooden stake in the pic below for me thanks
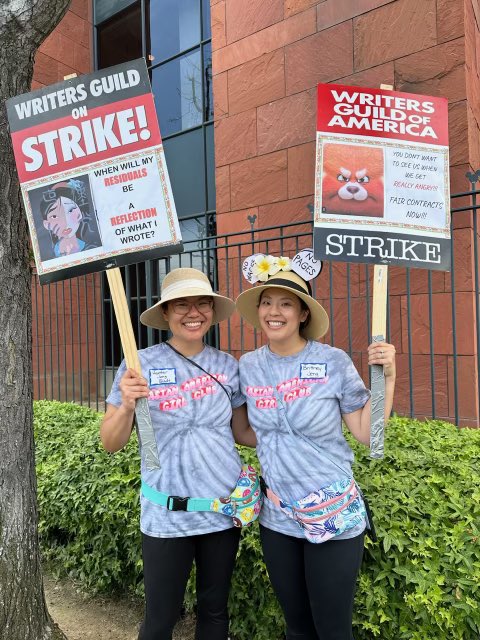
[105,268,160,469]
[370,264,388,459]
[369,83,393,459]
[62,77,142,373]
[105,268,141,373]
[62,73,159,468]
[372,265,388,339]
[373,82,392,341]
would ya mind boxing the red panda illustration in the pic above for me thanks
[321,143,385,218]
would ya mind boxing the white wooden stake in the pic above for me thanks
[63,73,160,469]
[369,83,393,459]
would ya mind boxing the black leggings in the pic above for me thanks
[260,525,364,640]
[138,527,240,640]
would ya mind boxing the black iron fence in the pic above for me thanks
[32,178,480,426]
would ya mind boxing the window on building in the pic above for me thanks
[95,0,216,364]
[96,3,142,69]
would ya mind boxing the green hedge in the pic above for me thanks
[35,400,142,594]
[35,401,480,639]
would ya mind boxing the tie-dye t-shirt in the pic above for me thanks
[107,343,245,538]
[239,341,370,540]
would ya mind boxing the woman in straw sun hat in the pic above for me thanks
[234,251,396,640]
[101,267,254,640]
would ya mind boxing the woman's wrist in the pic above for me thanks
[119,401,136,415]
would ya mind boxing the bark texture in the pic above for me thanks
[0,2,72,639]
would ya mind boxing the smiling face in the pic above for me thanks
[43,197,82,239]
[162,295,214,348]
[257,288,309,350]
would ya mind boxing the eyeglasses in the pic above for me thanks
[171,299,214,315]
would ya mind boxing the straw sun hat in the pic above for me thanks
[140,267,236,330]
[235,270,329,340]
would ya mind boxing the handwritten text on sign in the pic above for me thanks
[314,83,450,271]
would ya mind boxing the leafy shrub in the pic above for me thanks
[35,402,480,639]
[35,400,142,594]
[351,416,480,640]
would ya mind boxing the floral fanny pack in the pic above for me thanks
[142,463,262,527]
[261,475,366,543]
[261,351,372,543]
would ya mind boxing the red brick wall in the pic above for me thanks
[31,0,97,402]
[32,0,93,89]
[211,0,480,425]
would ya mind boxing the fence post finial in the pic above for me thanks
[466,170,480,184]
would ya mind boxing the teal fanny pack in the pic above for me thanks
[142,463,262,527]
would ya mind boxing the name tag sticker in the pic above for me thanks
[300,363,327,380]
[149,368,177,386]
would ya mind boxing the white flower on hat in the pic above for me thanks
[253,255,280,281]
[277,256,292,271]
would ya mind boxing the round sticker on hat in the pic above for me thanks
[291,248,322,281]
[242,254,262,284]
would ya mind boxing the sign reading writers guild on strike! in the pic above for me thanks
[7,58,182,284]
[313,83,450,271]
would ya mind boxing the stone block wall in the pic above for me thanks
[32,0,93,89]
[211,0,480,424]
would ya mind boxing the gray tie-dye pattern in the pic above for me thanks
[240,341,370,540]
[106,343,244,538]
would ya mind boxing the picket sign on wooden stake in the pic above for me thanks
[369,83,392,459]
[106,268,160,469]
[63,74,160,470]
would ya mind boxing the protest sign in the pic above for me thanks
[7,58,182,284]
[6,59,178,468]
[314,83,450,271]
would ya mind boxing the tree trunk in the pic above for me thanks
[0,2,72,638]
